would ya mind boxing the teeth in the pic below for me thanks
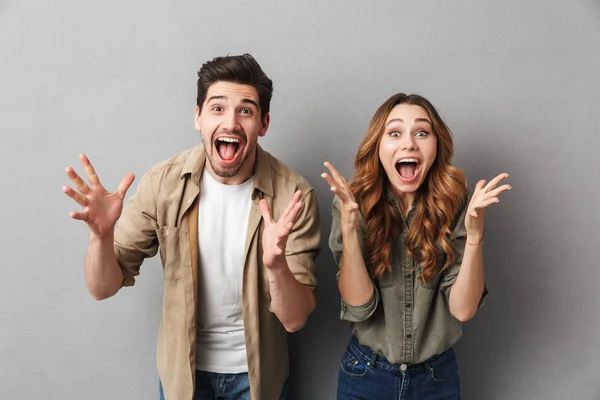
[396,158,419,164]
[217,137,240,143]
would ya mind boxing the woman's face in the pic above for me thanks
[378,104,438,200]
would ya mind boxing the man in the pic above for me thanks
[63,54,321,400]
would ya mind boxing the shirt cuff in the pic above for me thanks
[340,288,380,322]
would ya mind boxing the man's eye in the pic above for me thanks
[212,106,222,112]
[241,108,252,115]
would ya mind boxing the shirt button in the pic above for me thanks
[407,333,412,339]
[405,303,411,308]
[400,364,407,371]
[405,273,411,278]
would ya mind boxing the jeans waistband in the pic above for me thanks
[347,335,454,374]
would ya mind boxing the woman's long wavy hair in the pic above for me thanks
[349,93,467,282]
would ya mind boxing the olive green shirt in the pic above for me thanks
[329,193,487,365]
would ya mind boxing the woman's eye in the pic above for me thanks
[389,131,400,137]
[415,130,428,137]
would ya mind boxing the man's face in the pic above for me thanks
[195,81,270,184]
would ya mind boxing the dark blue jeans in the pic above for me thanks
[159,369,287,400]
[337,336,461,400]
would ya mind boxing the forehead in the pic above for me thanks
[386,104,430,124]
[205,81,259,103]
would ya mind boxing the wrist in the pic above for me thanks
[266,262,290,282]
[341,223,359,237]
[465,233,483,246]
[90,231,114,244]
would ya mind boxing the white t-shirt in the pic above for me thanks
[195,169,254,373]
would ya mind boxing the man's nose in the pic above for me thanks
[221,110,241,132]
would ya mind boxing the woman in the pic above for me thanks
[322,93,510,399]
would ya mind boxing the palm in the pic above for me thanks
[85,186,126,236]
[465,173,511,237]
[261,222,284,266]
[63,154,135,238]
[259,190,304,270]
[321,162,360,229]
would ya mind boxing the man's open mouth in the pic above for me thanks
[215,136,244,164]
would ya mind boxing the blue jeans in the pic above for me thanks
[337,336,461,400]
[160,369,287,400]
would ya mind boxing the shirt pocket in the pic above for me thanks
[419,252,445,289]
[376,268,395,289]
[419,269,443,289]
[156,226,183,280]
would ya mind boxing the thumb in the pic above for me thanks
[259,199,273,224]
[116,173,135,200]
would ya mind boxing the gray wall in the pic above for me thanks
[1,0,599,399]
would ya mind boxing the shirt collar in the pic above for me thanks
[179,144,273,198]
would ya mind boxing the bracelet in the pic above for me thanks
[466,235,483,246]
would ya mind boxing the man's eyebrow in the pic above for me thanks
[207,95,226,102]
[206,96,259,110]
[241,98,259,109]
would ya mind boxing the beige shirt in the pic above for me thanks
[114,145,321,400]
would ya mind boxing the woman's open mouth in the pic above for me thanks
[395,158,421,183]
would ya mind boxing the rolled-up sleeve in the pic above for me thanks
[285,189,321,292]
[328,196,379,322]
[439,195,489,308]
[114,172,160,287]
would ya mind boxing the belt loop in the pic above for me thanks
[424,358,432,372]
[368,351,377,369]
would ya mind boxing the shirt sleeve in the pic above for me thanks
[114,172,160,287]
[284,189,321,292]
[328,196,379,322]
[439,193,489,308]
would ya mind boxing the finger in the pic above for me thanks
[322,173,354,203]
[283,199,303,225]
[65,166,91,194]
[332,187,360,209]
[484,173,509,192]
[79,154,101,186]
[63,185,89,207]
[478,197,500,209]
[474,180,487,194]
[271,245,284,256]
[329,185,353,204]
[320,173,341,191]
[275,221,295,247]
[281,190,302,220]
[116,173,135,200]
[69,210,89,221]
[484,184,511,199]
[320,172,338,189]
[258,199,274,224]
[323,162,348,187]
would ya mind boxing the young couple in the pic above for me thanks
[63,54,510,400]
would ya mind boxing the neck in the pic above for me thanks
[394,191,416,219]
[206,149,257,186]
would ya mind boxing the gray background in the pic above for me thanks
[1,0,599,399]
